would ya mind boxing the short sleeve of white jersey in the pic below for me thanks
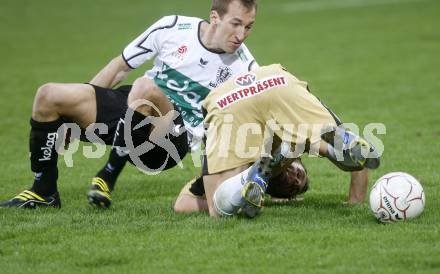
[122,15,178,69]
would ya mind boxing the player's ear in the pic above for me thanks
[210,10,220,25]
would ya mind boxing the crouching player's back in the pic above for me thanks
[203,64,337,176]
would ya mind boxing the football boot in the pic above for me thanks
[322,126,380,171]
[0,190,61,209]
[87,177,112,208]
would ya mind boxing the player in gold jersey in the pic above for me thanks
[201,64,380,217]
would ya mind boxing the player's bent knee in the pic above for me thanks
[33,83,60,116]
[173,195,207,214]
[35,83,56,105]
[173,201,186,213]
[173,195,191,213]
[132,76,156,90]
[128,78,165,105]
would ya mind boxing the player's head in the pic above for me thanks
[210,0,257,53]
[266,159,309,199]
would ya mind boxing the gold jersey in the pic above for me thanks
[203,64,337,174]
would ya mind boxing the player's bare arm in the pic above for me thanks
[347,168,368,204]
[90,55,132,88]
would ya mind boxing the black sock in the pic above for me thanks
[96,110,150,190]
[95,117,128,190]
[29,118,63,196]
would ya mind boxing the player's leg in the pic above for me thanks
[320,126,380,171]
[203,165,250,217]
[84,85,130,208]
[269,77,380,171]
[319,131,373,204]
[204,152,288,218]
[88,77,182,208]
[32,83,96,127]
[0,83,96,208]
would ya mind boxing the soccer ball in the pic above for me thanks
[369,172,425,223]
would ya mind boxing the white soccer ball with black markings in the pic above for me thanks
[369,172,425,223]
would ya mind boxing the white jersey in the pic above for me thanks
[122,15,257,148]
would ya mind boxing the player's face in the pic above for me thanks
[212,0,256,53]
[286,160,308,194]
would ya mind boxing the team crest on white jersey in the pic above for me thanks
[235,73,256,87]
[209,66,232,88]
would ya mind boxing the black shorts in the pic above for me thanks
[77,84,189,171]
[91,84,131,144]
[188,176,205,197]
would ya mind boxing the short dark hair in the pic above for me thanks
[211,0,257,17]
[266,159,309,199]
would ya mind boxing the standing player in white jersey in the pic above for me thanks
[0,0,259,209]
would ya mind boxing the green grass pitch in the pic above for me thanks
[1,0,439,273]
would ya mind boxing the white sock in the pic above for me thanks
[213,167,251,216]
[327,143,336,159]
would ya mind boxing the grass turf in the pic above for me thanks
[1,0,439,273]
